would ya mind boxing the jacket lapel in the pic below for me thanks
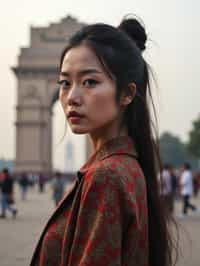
[30,177,79,266]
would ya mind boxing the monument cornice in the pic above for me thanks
[16,105,51,111]
[40,32,67,43]
[15,121,48,127]
[12,66,59,77]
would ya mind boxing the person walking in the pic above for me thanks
[160,164,173,214]
[19,172,29,200]
[180,163,197,216]
[38,173,46,193]
[51,172,65,206]
[0,168,17,218]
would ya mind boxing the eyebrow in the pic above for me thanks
[60,68,103,77]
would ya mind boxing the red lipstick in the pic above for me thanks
[67,111,84,124]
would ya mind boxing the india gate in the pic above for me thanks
[12,15,91,174]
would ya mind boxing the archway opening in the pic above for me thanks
[51,90,86,173]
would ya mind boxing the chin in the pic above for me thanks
[70,126,88,135]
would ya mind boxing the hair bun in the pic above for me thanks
[118,18,147,51]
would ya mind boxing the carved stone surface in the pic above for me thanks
[12,15,90,174]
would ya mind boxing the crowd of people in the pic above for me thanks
[0,168,76,218]
[159,162,200,217]
[0,163,199,219]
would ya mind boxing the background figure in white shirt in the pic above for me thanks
[160,164,173,214]
[180,163,197,215]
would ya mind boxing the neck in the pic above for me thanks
[89,124,128,153]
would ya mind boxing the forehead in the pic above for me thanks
[61,44,103,72]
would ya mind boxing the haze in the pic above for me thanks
[0,0,199,170]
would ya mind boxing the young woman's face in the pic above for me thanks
[59,44,123,136]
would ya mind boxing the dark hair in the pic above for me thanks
[163,163,170,170]
[60,17,176,266]
[184,162,191,170]
[3,168,9,174]
[55,171,62,177]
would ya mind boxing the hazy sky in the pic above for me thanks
[0,0,199,170]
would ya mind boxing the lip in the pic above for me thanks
[67,111,84,124]
[69,116,82,124]
[67,111,84,118]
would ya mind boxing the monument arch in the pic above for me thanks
[12,16,91,174]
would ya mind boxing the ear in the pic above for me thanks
[120,82,136,107]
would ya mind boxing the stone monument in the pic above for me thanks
[12,15,92,174]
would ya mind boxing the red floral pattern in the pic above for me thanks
[31,136,149,266]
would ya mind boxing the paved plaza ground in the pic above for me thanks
[0,183,200,266]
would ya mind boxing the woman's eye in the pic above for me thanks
[57,80,70,89]
[83,79,99,88]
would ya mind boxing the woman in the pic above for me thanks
[31,18,174,266]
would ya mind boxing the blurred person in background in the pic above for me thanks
[38,173,46,193]
[180,162,197,217]
[0,170,5,208]
[193,171,200,198]
[51,171,65,206]
[19,172,29,200]
[0,168,17,218]
[0,170,5,187]
[28,172,37,189]
[169,164,178,211]
[160,164,173,214]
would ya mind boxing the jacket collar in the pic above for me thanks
[79,136,137,177]
[30,136,137,265]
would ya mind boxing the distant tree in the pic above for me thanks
[159,132,198,168]
[187,115,200,158]
[159,132,185,166]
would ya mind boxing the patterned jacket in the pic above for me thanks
[30,136,149,266]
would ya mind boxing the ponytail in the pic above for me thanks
[126,61,173,266]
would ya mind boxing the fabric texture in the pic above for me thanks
[31,136,149,266]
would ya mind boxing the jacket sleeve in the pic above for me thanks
[67,166,132,266]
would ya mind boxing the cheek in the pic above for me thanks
[89,90,118,122]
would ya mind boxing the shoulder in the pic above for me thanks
[90,154,141,175]
[83,155,145,195]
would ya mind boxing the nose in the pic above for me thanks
[67,85,82,106]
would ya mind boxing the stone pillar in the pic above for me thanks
[13,68,55,174]
[15,103,52,174]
